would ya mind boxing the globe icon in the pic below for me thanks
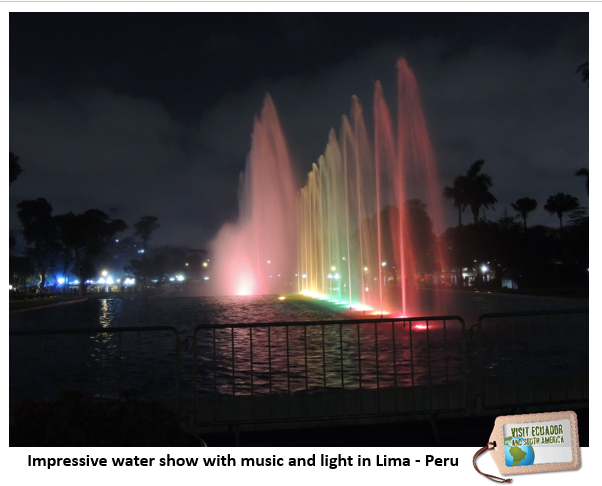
[504,437,535,467]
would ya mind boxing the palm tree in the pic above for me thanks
[575,168,588,195]
[462,160,497,224]
[543,193,580,236]
[511,197,538,230]
[442,178,467,226]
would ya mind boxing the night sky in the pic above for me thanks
[9,12,589,249]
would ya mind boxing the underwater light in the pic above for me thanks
[370,310,390,316]
[350,304,373,312]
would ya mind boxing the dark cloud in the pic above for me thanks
[9,12,588,248]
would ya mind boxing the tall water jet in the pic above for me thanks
[210,95,297,296]
[298,57,449,316]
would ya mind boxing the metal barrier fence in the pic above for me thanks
[473,309,589,410]
[9,326,181,415]
[9,309,588,430]
[192,316,468,426]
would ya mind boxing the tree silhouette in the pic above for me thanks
[443,178,467,226]
[10,152,23,185]
[17,198,59,289]
[133,216,160,251]
[576,61,589,83]
[543,193,580,236]
[57,210,128,295]
[575,168,589,195]
[511,197,538,230]
[458,160,497,224]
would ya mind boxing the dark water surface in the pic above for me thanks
[9,289,589,331]
[10,291,588,406]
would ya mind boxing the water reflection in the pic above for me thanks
[9,295,588,407]
[98,298,124,328]
[194,319,466,397]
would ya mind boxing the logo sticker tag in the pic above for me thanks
[474,411,581,482]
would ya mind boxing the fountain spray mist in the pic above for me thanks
[210,95,297,296]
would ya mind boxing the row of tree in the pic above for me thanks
[12,193,160,294]
[438,158,588,289]
[441,215,587,289]
[442,159,587,232]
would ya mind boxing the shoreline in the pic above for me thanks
[9,285,588,314]
[418,285,589,301]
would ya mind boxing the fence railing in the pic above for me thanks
[192,316,468,426]
[10,309,588,430]
[9,326,181,415]
[472,309,589,410]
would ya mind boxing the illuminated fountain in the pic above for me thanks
[211,58,448,315]
[298,58,448,316]
[210,95,297,296]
